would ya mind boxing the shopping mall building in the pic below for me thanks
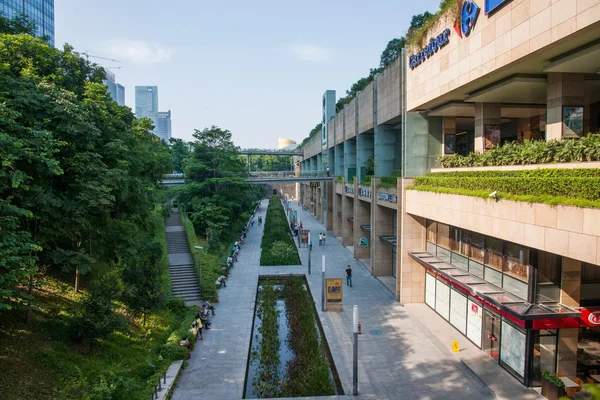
[298,0,600,387]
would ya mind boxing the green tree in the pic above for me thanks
[380,37,406,68]
[169,137,190,173]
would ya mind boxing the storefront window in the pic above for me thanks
[485,266,503,287]
[437,223,450,250]
[437,246,451,263]
[581,263,600,306]
[452,253,469,271]
[426,241,437,255]
[500,321,526,380]
[532,330,557,386]
[485,237,503,271]
[503,275,527,300]
[503,243,530,283]
[450,227,462,253]
[426,220,437,244]
[463,231,485,264]
[535,251,561,303]
[469,260,484,279]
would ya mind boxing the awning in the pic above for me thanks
[380,235,397,247]
[337,211,342,216]
[347,217,354,223]
[410,251,581,321]
[360,224,372,232]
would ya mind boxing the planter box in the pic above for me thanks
[541,376,565,400]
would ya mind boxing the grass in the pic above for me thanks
[0,277,196,400]
[407,185,600,209]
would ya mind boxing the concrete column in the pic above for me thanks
[317,153,323,173]
[443,116,456,155]
[560,257,581,307]
[325,181,333,231]
[356,133,374,183]
[353,196,371,260]
[327,148,335,176]
[547,73,585,140]
[374,125,397,177]
[371,178,394,278]
[557,328,578,377]
[333,186,342,238]
[316,186,323,222]
[474,103,501,153]
[335,144,344,178]
[342,188,354,247]
[344,139,357,182]
[398,178,425,304]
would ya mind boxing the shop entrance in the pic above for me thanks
[483,310,501,362]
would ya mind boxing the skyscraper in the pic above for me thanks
[103,70,125,106]
[156,111,172,142]
[135,85,159,131]
[0,0,55,46]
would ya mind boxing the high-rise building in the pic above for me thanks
[103,70,125,106]
[156,111,172,142]
[135,85,159,131]
[135,86,172,141]
[0,0,55,46]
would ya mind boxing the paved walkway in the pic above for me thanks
[171,198,543,399]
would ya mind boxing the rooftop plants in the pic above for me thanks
[437,133,600,168]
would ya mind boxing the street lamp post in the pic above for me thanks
[353,305,359,396]
[194,246,203,299]
[308,232,311,274]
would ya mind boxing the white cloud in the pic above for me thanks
[288,44,331,63]
[98,39,173,65]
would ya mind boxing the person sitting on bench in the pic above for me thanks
[197,307,211,329]
[204,298,216,316]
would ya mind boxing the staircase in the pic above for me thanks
[165,209,202,305]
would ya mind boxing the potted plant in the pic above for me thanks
[541,371,565,400]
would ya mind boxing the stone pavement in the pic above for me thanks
[171,198,542,399]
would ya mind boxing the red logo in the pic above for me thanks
[589,311,600,325]
[472,304,478,313]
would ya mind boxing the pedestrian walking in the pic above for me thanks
[318,233,323,246]
[251,218,254,226]
[322,232,326,246]
[346,265,353,287]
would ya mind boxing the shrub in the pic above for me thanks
[413,173,600,201]
[437,133,600,168]
[377,176,398,189]
[361,175,373,185]
[260,196,301,266]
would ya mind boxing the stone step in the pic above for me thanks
[173,288,202,296]
[172,283,201,291]
[171,273,198,283]
[169,268,196,275]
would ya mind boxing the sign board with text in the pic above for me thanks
[326,278,342,300]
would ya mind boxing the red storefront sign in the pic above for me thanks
[579,308,600,327]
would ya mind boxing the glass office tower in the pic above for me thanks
[0,0,55,46]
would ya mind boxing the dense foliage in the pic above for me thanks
[251,283,281,398]
[178,126,262,251]
[281,278,337,397]
[260,196,300,266]
[0,15,195,399]
[438,134,600,168]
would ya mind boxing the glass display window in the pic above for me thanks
[485,237,503,271]
[450,227,462,253]
[535,250,561,303]
[426,220,437,244]
[463,231,485,264]
[437,223,451,250]
[500,321,526,380]
[503,243,530,283]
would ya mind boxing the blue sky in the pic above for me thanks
[55,0,440,148]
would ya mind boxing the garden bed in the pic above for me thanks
[260,196,301,266]
[244,276,342,398]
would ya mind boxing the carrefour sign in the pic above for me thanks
[409,0,480,70]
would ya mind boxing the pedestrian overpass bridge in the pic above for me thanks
[162,172,332,186]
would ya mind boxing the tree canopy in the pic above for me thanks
[0,25,171,311]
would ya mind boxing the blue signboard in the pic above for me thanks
[485,0,510,14]
[461,1,480,36]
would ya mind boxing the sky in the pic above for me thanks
[55,0,440,149]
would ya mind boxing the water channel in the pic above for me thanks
[243,276,343,398]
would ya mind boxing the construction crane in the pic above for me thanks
[77,51,122,64]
